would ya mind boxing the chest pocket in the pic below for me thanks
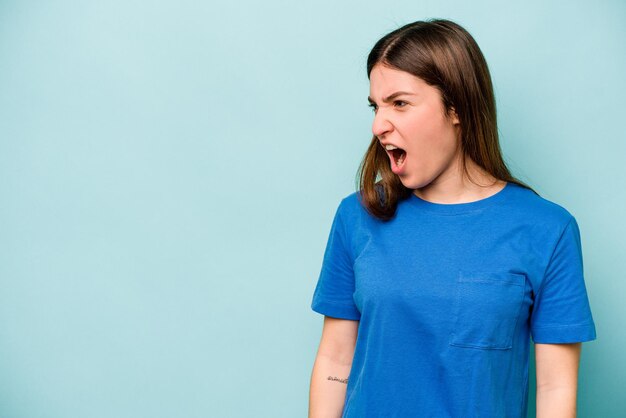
[449,271,526,350]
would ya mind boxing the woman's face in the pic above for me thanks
[368,63,462,190]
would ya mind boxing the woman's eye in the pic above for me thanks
[367,101,405,112]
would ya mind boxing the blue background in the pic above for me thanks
[0,1,624,417]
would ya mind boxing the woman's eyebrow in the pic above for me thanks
[367,91,416,104]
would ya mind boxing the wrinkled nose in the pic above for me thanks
[372,112,392,139]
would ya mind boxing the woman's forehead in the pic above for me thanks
[369,65,432,100]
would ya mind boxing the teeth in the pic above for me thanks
[385,144,398,150]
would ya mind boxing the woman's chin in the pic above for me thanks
[399,175,431,191]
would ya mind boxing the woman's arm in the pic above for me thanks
[309,316,359,418]
[535,342,582,418]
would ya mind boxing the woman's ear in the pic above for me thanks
[449,106,460,125]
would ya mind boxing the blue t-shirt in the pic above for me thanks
[310,182,597,418]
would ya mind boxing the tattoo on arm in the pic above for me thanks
[327,376,348,384]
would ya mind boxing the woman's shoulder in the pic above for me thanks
[505,182,576,227]
[336,190,366,216]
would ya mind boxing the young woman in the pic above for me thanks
[308,18,596,418]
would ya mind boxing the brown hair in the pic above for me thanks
[356,18,537,221]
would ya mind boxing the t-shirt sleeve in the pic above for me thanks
[530,215,597,343]
[310,200,361,320]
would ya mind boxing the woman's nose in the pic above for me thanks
[372,112,392,138]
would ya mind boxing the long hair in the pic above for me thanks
[356,18,537,221]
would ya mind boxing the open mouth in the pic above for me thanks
[388,148,407,168]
